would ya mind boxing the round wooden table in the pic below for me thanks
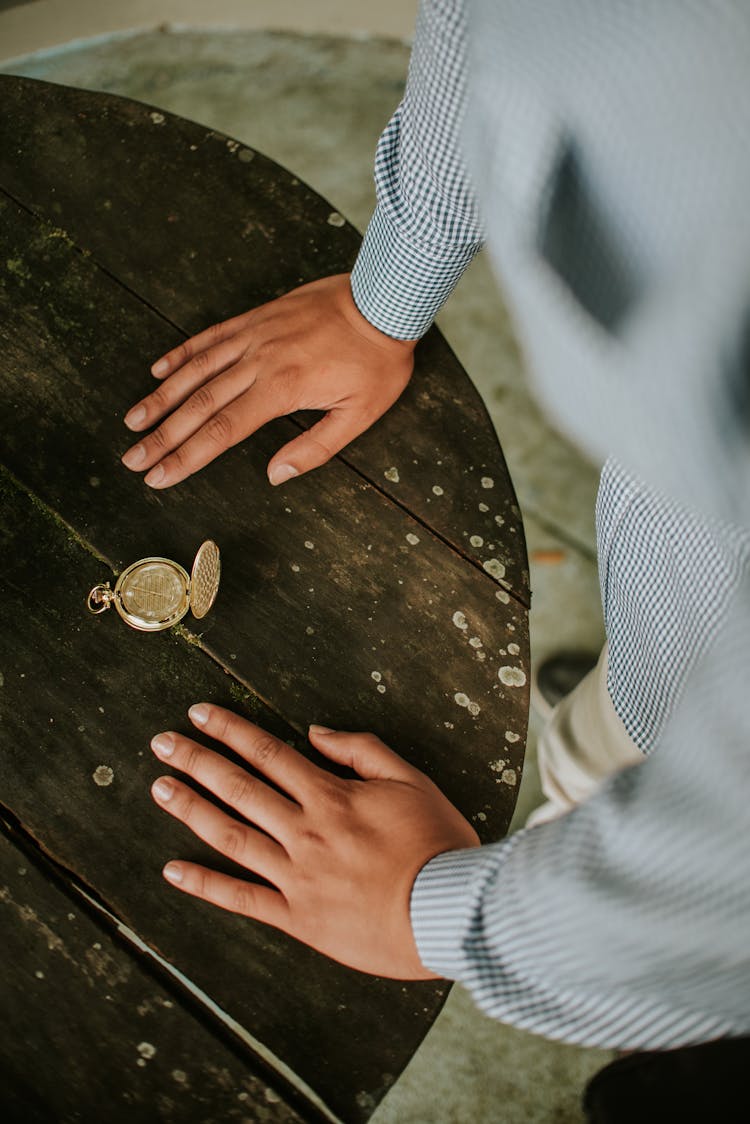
[0,75,529,1124]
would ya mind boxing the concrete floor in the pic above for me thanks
[0,7,614,1122]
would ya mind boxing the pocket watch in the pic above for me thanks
[87,540,220,632]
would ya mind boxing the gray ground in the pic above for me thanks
[2,28,613,1123]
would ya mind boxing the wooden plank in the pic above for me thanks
[0,74,529,604]
[0,467,451,1123]
[0,823,316,1124]
[0,190,529,840]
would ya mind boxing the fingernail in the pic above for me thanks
[151,733,174,757]
[189,703,209,726]
[145,464,165,487]
[122,443,145,468]
[309,724,335,736]
[152,359,169,377]
[268,464,299,486]
[124,405,146,429]
[153,778,174,801]
[163,862,183,883]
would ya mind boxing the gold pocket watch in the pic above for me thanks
[87,540,220,632]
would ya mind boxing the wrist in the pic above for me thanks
[337,273,418,355]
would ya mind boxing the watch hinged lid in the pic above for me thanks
[189,539,221,619]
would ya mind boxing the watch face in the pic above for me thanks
[114,558,190,631]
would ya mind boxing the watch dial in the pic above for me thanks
[121,562,186,623]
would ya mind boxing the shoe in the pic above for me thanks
[530,651,598,722]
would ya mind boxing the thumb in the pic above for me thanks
[267,408,364,485]
[308,726,419,783]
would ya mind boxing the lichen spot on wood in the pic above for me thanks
[384,467,400,483]
[470,535,484,548]
[483,558,506,580]
[452,610,468,631]
[327,211,346,227]
[467,701,481,716]
[478,502,489,512]
[371,671,382,682]
[507,642,520,656]
[495,589,510,604]
[93,765,114,787]
[377,684,386,694]
[501,768,518,786]
[137,1042,156,1060]
[304,541,314,550]
[454,692,470,707]
[498,666,527,688]
[481,476,494,489]
[149,112,165,125]
[432,485,444,496]
[469,636,482,649]
[405,533,420,546]
[238,148,255,163]
[505,730,520,743]
[172,1070,187,1084]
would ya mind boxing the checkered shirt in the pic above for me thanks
[351,0,750,1050]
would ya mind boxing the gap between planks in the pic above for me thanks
[0,179,530,609]
[0,805,344,1124]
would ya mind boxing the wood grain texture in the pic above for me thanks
[0,74,530,1123]
[0,74,529,605]
[0,824,314,1124]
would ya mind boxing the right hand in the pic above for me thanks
[121,273,417,490]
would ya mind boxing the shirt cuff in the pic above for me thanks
[410,838,520,979]
[350,203,482,340]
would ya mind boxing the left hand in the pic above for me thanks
[149,704,479,978]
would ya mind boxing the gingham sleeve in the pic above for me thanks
[349,0,485,339]
[411,569,750,1050]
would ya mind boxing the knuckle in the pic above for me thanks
[190,349,212,375]
[232,884,253,915]
[179,791,197,824]
[306,435,335,462]
[221,825,246,859]
[182,742,202,776]
[148,424,168,451]
[188,384,215,416]
[173,342,190,368]
[149,384,170,412]
[252,734,281,769]
[205,412,233,446]
[227,769,257,807]
[207,320,225,343]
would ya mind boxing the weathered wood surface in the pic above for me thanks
[0,75,530,1123]
[0,73,529,605]
[0,824,313,1124]
[0,469,455,1124]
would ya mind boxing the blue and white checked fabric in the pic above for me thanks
[351,0,750,1049]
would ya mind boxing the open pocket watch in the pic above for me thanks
[87,540,220,632]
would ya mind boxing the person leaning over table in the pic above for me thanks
[121,0,750,1058]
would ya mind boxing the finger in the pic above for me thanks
[161,860,291,931]
[267,407,367,486]
[151,731,299,838]
[124,337,246,433]
[188,704,324,800]
[307,726,420,783]
[150,773,290,881]
[142,382,282,488]
[122,358,260,473]
[150,313,253,379]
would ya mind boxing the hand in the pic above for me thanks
[122,274,416,489]
[149,705,479,978]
